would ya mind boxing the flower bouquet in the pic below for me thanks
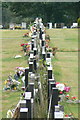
[23,33,29,37]
[56,82,71,101]
[20,43,30,54]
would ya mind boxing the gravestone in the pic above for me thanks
[20,100,26,108]
[29,62,33,72]
[28,83,34,98]
[42,33,45,40]
[31,41,34,51]
[0,24,3,29]
[22,22,26,29]
[33,48,37,56]
[34,39,37,48]
[47,67,52,79]
[33,30,37,35]
[20,108,28,118]
[48,81,56,108]
[24,92,32,118]
[42,46,46,53]
[47,52,50,58]
[51,88,58,118]
[48,23,52,29]
[9,23,15,30]
[25,67,29,88]
[42,51,46,61]
[42,40,45,46]
[33,58,37,71]
[30,52,34,59]
[54,23,57,28]
[39,28,42,40]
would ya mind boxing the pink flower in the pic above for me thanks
[25,43,28,45]
[64,87,70,92]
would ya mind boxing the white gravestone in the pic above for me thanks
[54,23,57,28]
[42,34,45,40]
[71,23,78,28]
[22,22,26,29]
[9,23,15,30]
[48,23,52,29]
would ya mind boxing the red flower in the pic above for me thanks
[65,114,69,117]
[71,96,76,100]
[66,95,69,98]
[56,82,60,85]
[59,91,63,94]
[21,43,24,46]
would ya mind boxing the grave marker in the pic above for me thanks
[20,108,28,118]
[33,48,37,56]
[25,67,29,88]
[48,23,52,29]
[29,62,33,72]
[22,22,26,29]
[42,51,46,61]
[9,23,15,30]
[28,83,34,98]
[48,67,52,79]
[47,52,50,58]
[20,100,26,108]
[33,58,37,71]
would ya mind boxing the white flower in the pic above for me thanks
[56,83,65,91]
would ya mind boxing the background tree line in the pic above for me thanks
[2,2,80,28]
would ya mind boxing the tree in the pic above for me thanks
[2,2,80,26]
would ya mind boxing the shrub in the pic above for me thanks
[77,18,80,27]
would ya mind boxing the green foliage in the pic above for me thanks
[2,2,80,26]
[77,18,80,27]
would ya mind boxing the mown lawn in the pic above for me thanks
[1,28,78,118]
[47,28,78,118]
[1,30,29,118]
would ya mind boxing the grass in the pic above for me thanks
[1,29,29,118]
[1,28,78,118]
[47,28,78,118]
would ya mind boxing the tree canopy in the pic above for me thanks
[2,2,80,27]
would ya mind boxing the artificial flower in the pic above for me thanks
[56,83,65,91]
[59,91,63,94]
[64,87,70,92]
[71,96,76,100]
